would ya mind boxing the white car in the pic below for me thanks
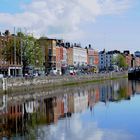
[50,69,57,75]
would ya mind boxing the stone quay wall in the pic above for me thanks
[0,71,128,92]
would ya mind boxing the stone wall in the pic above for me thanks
[0,71,128,92]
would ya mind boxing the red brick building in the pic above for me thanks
[123,51,132,68]
[86,45,99,71]
[0,33,22,76]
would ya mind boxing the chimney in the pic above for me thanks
[89,44,91,49]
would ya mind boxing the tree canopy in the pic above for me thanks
[2,32,43,75]
[113,54,128,69]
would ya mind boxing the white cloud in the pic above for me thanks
[40,114,134,140]
[0,0,132,40]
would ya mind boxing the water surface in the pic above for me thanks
[0,79,140,140]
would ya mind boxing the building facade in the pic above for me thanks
[38,37,67,74]
[123,51,132,68]
[99,50,120,71]
[99,50,106,70]
[67,44,87,67]
[39,37,57,73]
[73,46,87,67]
[0,33,22,77]
[86,45,99,71]
[67,47,73,66]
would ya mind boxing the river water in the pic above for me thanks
[0,79,140,140]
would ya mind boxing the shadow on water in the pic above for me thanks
[0,79,140,139]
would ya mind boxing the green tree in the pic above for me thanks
[18,33,43,75]
[2,31,43,75]
[112,54,128,69]
[2,34,21,65]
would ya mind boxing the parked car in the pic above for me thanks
[49,69,57,75]
[49,68,62,75]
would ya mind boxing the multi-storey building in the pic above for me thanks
[39,37,66,74]
[99,49,106,70]
[99,50,120,71]
[67,47,73,66]
[67,44,87,67]
[56,43,68,73]
[61,47,67,67]
[38,37,57,72]
[86,45,99,71]
[56,46,61,72]
[73,46,87,67]
[106,50,120,70]
[93,50,99,66]
[0,32,22,76]
[123,51,132,68]
[60,46,67,74]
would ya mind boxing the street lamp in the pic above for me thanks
[14,27,17,77]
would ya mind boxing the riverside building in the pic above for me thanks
[0,31,22,77]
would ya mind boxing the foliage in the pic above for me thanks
[118,86,128,100]
[20,34,43,68]
[112,54,128,68]
[2,32,43,75]
[2,35,21,63]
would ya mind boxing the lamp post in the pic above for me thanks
[14,27,16,77]
[20,28,23,77]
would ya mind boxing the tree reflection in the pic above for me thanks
[0,79,139,139]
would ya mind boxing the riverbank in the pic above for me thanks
[0,71,128,94]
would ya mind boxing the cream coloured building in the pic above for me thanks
[73,46,87,66]
[67,46,87,67]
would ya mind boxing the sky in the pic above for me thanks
[0,0,140,53]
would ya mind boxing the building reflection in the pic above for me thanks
[0,79,139,139]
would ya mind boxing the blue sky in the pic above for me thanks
[0,0,140,53]
[0,0,30,13]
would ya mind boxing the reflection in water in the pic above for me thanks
[0,79,140,140]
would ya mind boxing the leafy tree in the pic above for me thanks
[2,35,21,65]
[18,33,43,75]
[112,54,128,69]
[2,31,43,75]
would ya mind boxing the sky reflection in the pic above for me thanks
[1,79,140,140]
[41,113,134,140]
